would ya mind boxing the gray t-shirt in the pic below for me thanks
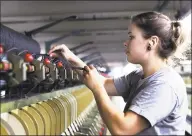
[113,66,188,135]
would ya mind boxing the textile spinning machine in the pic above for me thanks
[0,23,107,135]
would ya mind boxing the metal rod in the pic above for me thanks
[80,52,101,61]
[45,29,85,52]
[70,41,94,51]
[45,29,85,45]
[25,15,77,37]
[74,47,97,55]
[154,0,170,12]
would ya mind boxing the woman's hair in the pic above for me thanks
[131,11,190,66]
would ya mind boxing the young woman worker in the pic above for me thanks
[49,11,189,135]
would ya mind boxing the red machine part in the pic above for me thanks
[56,61,63,68]
[0,45,12,71]
[100,73,109,77]
[99,124,106,136]
[43,58,51,65]
[0,61,12,71]
[24,53,34,63]
[0,44,4,54]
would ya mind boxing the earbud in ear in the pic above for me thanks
[147,45,151,51]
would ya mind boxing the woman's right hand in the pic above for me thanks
[48,44,76,62]
[48,44,88,76]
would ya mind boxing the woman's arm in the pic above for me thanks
[82,65,150,135]
[103,78,119,96]
[49,44,119,96]
[92,85,150,135]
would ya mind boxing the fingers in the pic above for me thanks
[49,52,59,58]
[84,65,90,73]
[50,44,57,50]
[49,45,64,59]
[83,65,97,74]
[48,46,61,54]
[49,45,59,54]
[48,44,66,54]
[89,65,98,73]
[89,64,95,70]
[82,65,90,77]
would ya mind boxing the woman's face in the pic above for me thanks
[124,23,149,64]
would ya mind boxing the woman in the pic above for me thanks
[49,11,189,135]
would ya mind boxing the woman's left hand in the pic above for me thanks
[83,65,105,92]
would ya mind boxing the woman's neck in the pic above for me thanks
[141,58,167,78]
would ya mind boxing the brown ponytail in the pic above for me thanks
[168,21,190,67]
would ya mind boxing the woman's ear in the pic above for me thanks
[152,36,159,46]
[148,36,159,49]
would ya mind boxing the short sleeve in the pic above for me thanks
[128,82,178,126]
[113,69,141,100]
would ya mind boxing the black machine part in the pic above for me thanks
[0,24,41,54]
